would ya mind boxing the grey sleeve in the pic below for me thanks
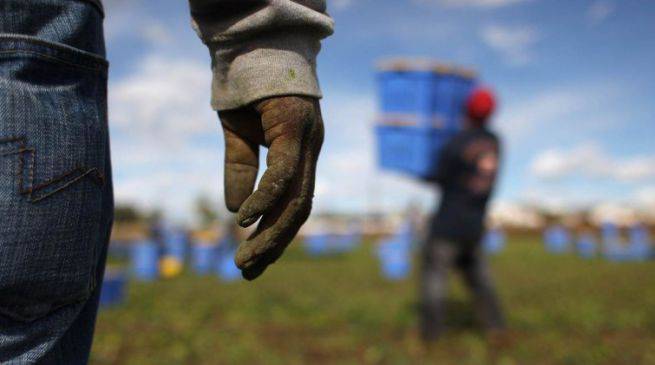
[188,0,334,111]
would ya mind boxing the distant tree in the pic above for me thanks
[196,194,219,228]
[147,208,164,225]
[114,204,142,223]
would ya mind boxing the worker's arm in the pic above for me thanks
[428,140,456,186]
[188,0,334,111]
[188,1,333,280]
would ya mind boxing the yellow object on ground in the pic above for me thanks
[159,256,183,279]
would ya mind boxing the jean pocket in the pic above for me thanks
[0,36,109,322]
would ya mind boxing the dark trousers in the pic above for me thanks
[420,238,505,340]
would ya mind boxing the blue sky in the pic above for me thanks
[103,0,655,222]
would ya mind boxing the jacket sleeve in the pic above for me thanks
[188,0,334,111]
[432,142,456,186]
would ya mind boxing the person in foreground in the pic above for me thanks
[0,0,333,363]
[420,88,506,341]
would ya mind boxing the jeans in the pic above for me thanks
[0,0,112,363]
[419,238,505,340]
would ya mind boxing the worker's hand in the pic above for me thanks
[219,96,324,280]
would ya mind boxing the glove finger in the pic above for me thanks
[236,109,324,279]
[222,124,260,212]
[236,103,311,227]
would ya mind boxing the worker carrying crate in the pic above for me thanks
[375,59,479,179]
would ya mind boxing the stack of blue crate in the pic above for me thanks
[375,59,478,179]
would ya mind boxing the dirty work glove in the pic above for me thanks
[218,96,324,280]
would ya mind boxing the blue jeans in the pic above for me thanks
[0,0,112,363]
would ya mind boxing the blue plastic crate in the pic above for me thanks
[434,73,474,129]
[100,269,127,308]
[483,229,506,254]
[377,237,412,281]
[164,228,188,263]
[377,66,476,129]
[303,231,360,257]
[375,61,477,178]
[576,234,597,259]
[543,225,571,254]
[303,234,330,256]
[601,223,620,244]
[216,236,241,281]
[378,70,436,125]
[192,243,217,275]
[130,240,159,281]
[376,220,416,281]
[375,125,452,178]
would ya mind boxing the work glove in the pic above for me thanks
[218,96,324,280]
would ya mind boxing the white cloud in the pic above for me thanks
[109,55,215,144]
[331,0,354,10]
[141,22,175,46]
[530,143,655,182]
[414,0,530,9]
[587,1,616,25]
[634,186,655,206]
[103,0,145,40]
[109,54,222,222]
[104,2,177,46]
[481,24,540,66]
[496,83,618,145]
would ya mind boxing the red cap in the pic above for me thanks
[466,87,496,122]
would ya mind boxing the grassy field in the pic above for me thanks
[90,235,655,365]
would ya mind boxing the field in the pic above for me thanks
[90,234,655,365]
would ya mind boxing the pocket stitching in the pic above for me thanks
[0,136,105,203]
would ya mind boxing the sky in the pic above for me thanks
[102,0,655,223]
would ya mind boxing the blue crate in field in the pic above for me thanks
[601,223,621,245]
[483,229,506,254]
[629,225,651,246]
[163,228,188,263]
[192,243,217,275]
[216,248,240,281]
[377,237,412,281]
[216,236,241,281]
[130,240,159,281]
[576,233,597,259]
[376,220,416,281]
[375,60,477,178]
[303,231,361,257]
[100,269,127,308]
[543,225,571,254]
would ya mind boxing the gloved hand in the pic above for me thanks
[218,96,324,280]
